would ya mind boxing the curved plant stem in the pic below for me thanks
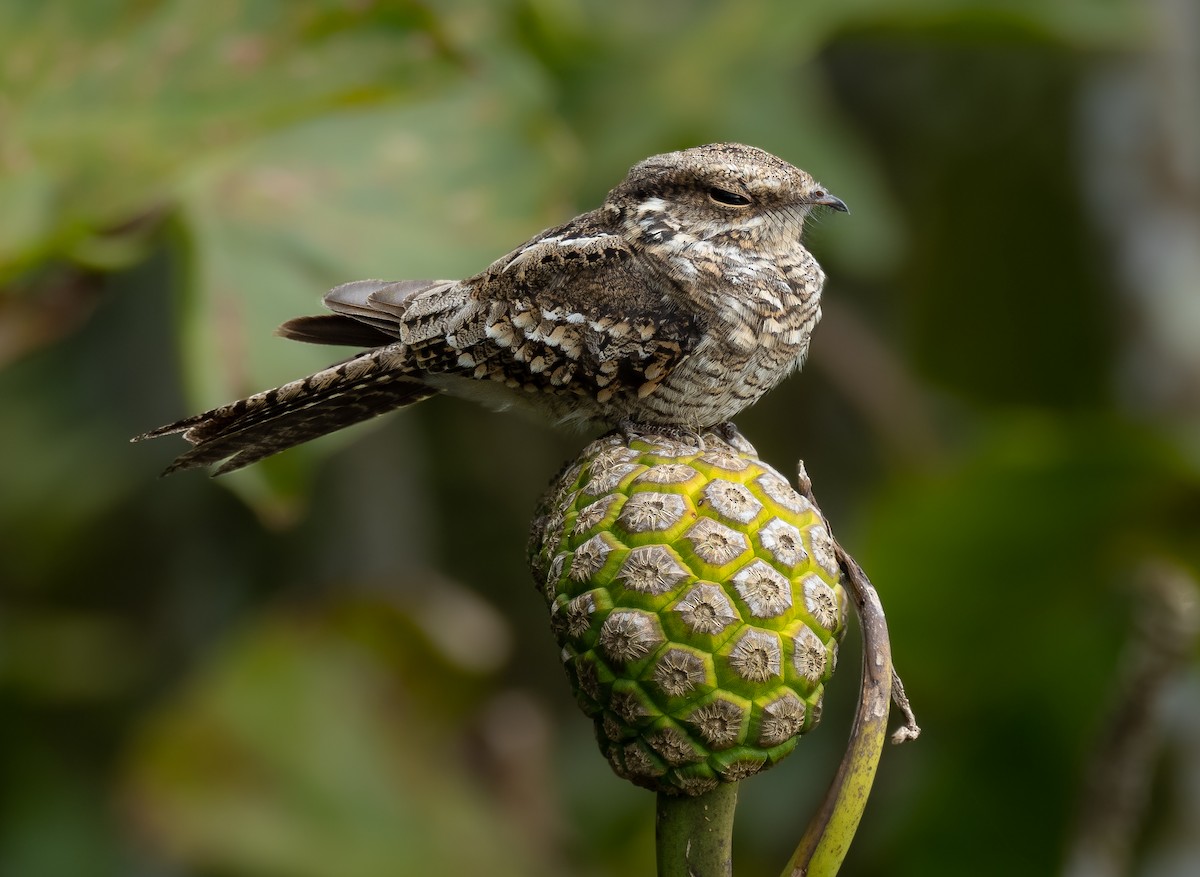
[782,463,920,877]
[656,782,739,877]
[781,549,892,877]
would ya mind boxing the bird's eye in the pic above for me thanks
[708,187,752,207]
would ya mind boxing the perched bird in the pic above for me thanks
[135,142,847,475]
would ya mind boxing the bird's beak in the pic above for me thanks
[810,192,849,213]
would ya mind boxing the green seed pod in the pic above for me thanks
[529,427,847,796]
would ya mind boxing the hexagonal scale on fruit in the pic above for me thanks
[609,680,657,725]
[581,461,644,498]
[571,652,603,701]
[755,471,813,515]
[791,624,827,686]
[602,711,632,741]
[556,459,585,491]
[672,771,719,796]
[605,747,631,781]
[542,552,567,601]
[650,723,704,767]
[634,433,695,459]
[616,491,689,534]
[731,559,793,619]
[757,517,809,569]
[559,590,610,640]
[696,448,751,474]
[621,742,666,781]
[633,463,701,486]
[685,695,749,749]
[616,544,691,596]
[683,517,750,568]
[572,494,623,538]
[702,479,763,525]
[726,628,783,684]
[807,523,839,577]
[651,646,711,699]
[536,509,567,564]
[549,599,569,639]
[714,750,767,782]
[569,532,616,582]
[673,583,739,636]
[597,609,665,665]
[802,574,841,632]
[757,691,806,746]
[808,698,824,730]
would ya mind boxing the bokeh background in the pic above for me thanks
[3,1,1199,875]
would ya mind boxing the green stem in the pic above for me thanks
[655,782,739,877]
[783,466,919,877]
[781,548,897,877]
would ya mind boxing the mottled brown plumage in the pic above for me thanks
[134,143,846,475]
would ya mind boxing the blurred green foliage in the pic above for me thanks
[3,1,1198,876]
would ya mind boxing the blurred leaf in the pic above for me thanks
[0,737,126,877]
[0,393,141,586]
[0,611,150,702]
[0,0,457,279]
[868,412,1196,702]
[809,0,1145,44]
[855,412,1199,875]
[124,595,547,877]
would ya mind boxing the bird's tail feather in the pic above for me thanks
[133,350,435,476]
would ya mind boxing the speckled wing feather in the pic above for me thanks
[399,214,706,426]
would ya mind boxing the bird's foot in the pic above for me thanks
[615,419,708,451]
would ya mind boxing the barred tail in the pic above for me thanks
[133,350,435,476]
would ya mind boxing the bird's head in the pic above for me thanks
[605,142,847,252]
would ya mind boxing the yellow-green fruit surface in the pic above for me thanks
[529,428,846,796]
